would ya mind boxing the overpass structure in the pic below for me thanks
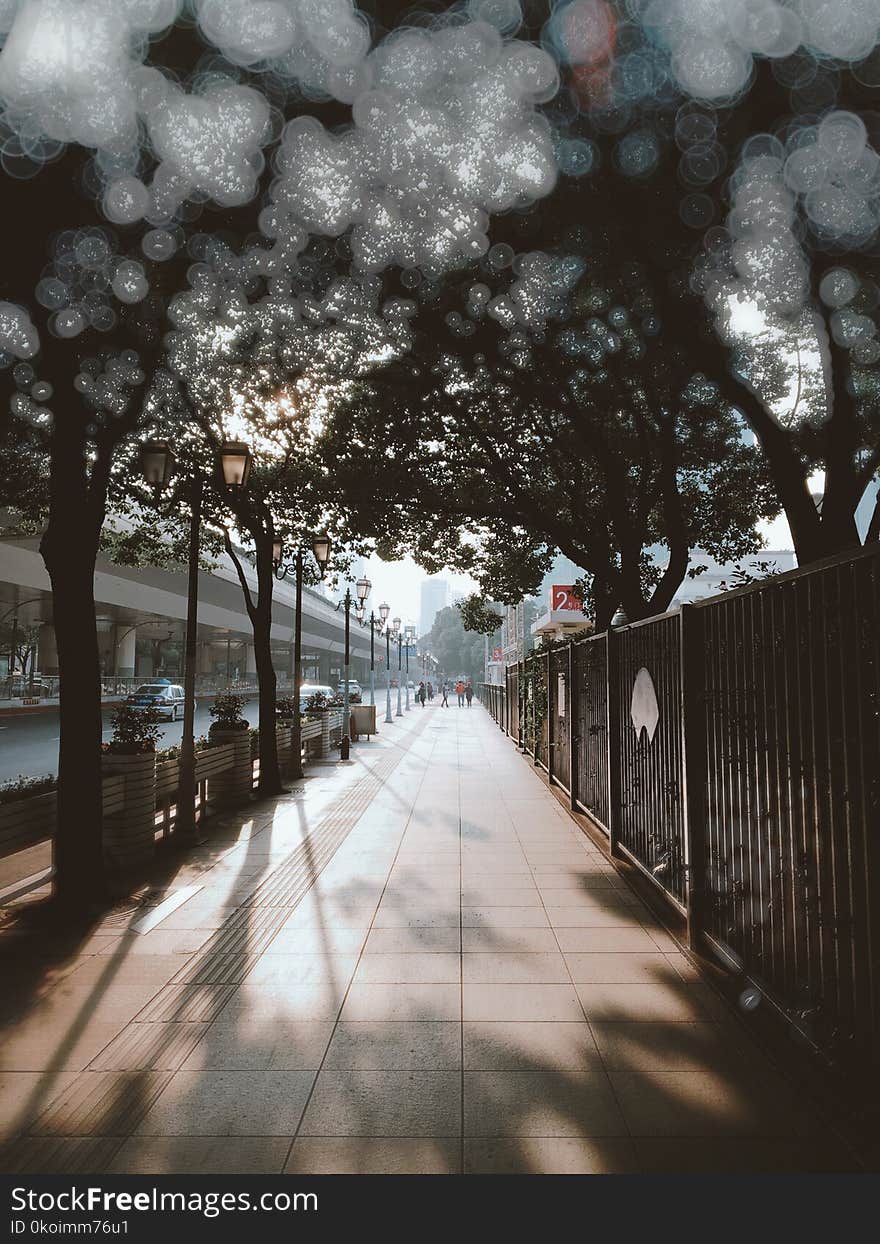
[0,533,382,695]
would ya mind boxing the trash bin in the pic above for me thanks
[349,703,377,741]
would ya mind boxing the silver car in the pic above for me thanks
[125,683,185,721]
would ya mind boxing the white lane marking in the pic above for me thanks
[128,883,203,935]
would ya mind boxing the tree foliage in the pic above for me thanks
[421,605,489,688]
[457,594,503,636]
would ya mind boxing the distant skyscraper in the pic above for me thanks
[420,576,450,637]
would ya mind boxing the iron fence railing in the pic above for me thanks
[548,647,571,795]
[481,543,880,1079]
[506,665,520,744]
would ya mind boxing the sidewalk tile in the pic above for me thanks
[563,953,680,984]
[553,928,661,953]
[246,954,360,987]
[590,1022,741,1072]
[463,1022,602,1072]
[574,981,710,1022]
[218,980,348,1022]
[110,1135,289,1174]
[363,928,461,953]
[322,1022,461,1070]
[465,1137,639,1174]
[462,983,584,1022]
[299,1070,461,1137]
[462,953,570,984]
[463,1071,627,1137]
[341,982,461,1022]
[181,1020,335,1071]
[546,906,643,929]
[461,908,550,928]
[461,927,559,953]
[285,1137,460,1174]
[134,1070,316,1136]
[353,953,461,984]
[608,1070,813,1138]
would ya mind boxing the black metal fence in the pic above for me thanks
[483,544,880,1079]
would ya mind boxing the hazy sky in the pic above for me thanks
[352,511,798,629]
[360,553,477,633]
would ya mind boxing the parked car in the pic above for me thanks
[125,682,186,721]
[337,679,362,703]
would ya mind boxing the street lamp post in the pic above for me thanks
[369,613,376,707]
[272,533,332,781]
[404,624,416,710]
[359,608,383,707]
[336,576,371,760]
[392,617,403,717]
[380,602,392,723]
[139,439,251,842]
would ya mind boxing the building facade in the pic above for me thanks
[419,576,450,638]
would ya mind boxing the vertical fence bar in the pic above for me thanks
[548,654,555,786]
[606,627,621,860]
[568,640,577,811]
[680,603,707,950]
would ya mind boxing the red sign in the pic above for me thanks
[551,585,583,611]
[491,647,503,662]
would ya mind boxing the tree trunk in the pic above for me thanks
[41,515,105,913]
[593,579,616,632]
[253,536,282,797]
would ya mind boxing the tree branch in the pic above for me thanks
[224,528,257,622]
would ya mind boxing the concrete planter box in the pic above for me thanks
[0,790,57,856]
[301,717,322,758]
[299,709,334,758]
[195,742,235,785]
[320,712,333,758]
[276,724,292,762]
[101,751,157,872]
[155,756,180,801]
[328,710,343,750]
[206,729,252,806]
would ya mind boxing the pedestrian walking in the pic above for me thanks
[427,682,434,701]
[417,681,426,706]
[441,682,449,707]
[465,682,473,707]
[455,678,465,707]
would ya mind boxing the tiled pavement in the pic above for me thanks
[0,703,854,1174]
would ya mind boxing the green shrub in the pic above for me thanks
[304,691,331,712]
[156,734,218,762]
[209,692,248,731]
[105,702,162,754]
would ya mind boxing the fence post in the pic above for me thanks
[568,641,577,811]
[518,661,525,751]
[548,656,555,785]
[543,651,551,770]
[606,627,622,860]
[680,603,707,951]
